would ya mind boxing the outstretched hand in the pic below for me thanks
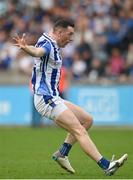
[13,33,44,57]
[13,33,27,49]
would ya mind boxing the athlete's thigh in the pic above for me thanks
[64,100,92,125]
[55,108,83,134]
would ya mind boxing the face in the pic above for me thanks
[58,26,74,47]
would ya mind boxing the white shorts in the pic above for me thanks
[34,94,68,120]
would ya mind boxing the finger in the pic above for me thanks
[13,34,20,41]
[22,33,26,38]
[12,37,19,41]
[15,33,20,39]
[21,33,26,41]
[13,43,20,46]
[13,43,22,47]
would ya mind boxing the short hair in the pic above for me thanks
[53,19,74,31]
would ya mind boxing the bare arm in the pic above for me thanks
[13,34,45,57]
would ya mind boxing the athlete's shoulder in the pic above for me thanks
[36,34,50,47]
[36,34,52,55]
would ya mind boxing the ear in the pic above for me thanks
[58,29,62,34]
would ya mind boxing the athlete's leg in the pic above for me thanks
[55,101,93,158]
[34,94,127,175]
[55,108,102,162]
[64,100,93,145]
[53,109,127,175]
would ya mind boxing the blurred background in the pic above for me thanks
[0,0,133,126]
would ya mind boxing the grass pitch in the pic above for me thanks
[0,126,132,179]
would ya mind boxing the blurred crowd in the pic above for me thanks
[0,0,133,84]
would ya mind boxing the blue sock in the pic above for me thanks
[59,142,72,156]
[98,157,110,170]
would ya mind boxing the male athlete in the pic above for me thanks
[13,19,127,176]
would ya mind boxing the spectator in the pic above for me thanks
[126,43,133,76]
[106,18,127,53]
[59,65,70,99]
[77,41,93,74]
[110,0,122,17]
[109,48,125,77]
[0,0,133,83]
[88,58,104,82]
[72,51,87,79]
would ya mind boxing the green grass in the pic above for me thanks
[0,126,133,179]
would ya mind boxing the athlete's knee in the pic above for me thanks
[89,115,93,126]
[72,125,87,138]
[85,115,93,129]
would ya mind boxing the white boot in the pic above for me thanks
[52,151,75,174]
[105,154,128,176]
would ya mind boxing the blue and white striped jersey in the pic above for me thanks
[31,33,62,97]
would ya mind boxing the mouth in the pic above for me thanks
[69,39,73,43]
[66,40,72,44]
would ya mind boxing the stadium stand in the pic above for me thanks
[0,0,133,85]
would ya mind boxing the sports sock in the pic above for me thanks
[59,142,72,156]
[97,157,110,170]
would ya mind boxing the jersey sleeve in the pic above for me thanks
[41,41,51,55]
[36,39,51,56]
